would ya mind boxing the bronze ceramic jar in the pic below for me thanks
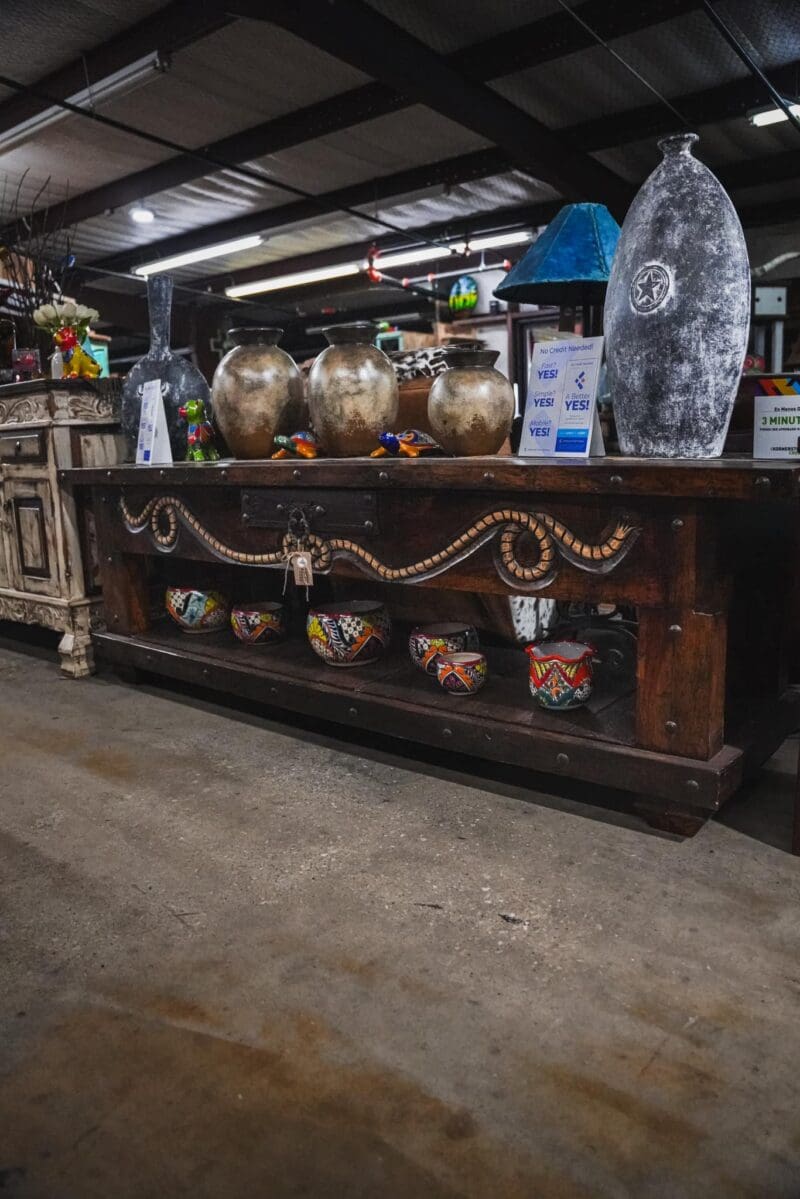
[308,323,399,457]
[428,347,514,456]
[211,327,305,459]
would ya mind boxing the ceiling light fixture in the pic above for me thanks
[369,245,451,271]
[225,261,360,298]
[130,205,155,224]
[134,235,264,277]
[748,102,800,127]
[0,53,167,154]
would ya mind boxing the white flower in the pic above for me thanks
[39,303,58,323]
[33,308,48,327]
[59,300,77,321]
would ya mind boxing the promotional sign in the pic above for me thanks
[754,392,800,459]
[136,378,173,465]
[518,337,605,458]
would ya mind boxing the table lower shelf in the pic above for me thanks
[89,623,787,814]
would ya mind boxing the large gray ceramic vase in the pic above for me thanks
[121,275,212,461]
[604,134,750,458]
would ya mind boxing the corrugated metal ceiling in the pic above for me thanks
[0,0,798,303]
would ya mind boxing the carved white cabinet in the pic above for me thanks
[0,379,124,676]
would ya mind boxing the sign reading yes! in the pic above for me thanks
[518,337,605,458]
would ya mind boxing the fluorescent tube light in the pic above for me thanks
[226,261,360,298]
[0,54,166,153]
[469,230,532,251]
[372,245,450,270]
[749,102,800,127]
[130,205,155,224]
[134,235,264,277]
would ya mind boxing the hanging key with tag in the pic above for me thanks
[283,506,315,599]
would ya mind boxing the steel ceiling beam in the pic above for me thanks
[231,0,633,212]
[87,147,514,275]
[7,0,678,242]
[0,0,232,137]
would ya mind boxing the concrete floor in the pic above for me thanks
[1,629,799,1199]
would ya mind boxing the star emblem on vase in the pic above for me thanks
[630,264,671,313]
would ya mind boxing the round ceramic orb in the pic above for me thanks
[526,640,596,710]
[436,651,487,695]
[307,323,399,457]
[408,622,479,675]
[231,601,285,645]
[211,328,306,460]
[427,348,514,456]
[165,586,230,634]
[307,600,391,667]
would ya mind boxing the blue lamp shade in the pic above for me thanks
[493,203,621,305]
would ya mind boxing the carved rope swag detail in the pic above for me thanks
[119,495,640,589]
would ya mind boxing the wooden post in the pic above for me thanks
[92,487,150,636]
[636,607,726,760]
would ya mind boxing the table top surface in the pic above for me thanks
[62,454,800,500]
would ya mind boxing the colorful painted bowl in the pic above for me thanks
[408,622,479,675]
[526,640,597,710]
[307,600,391,667]
[436,651,487,695]
[231,600,285,645]
[165,586,230,634]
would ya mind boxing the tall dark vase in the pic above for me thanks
[120,275,212,461]
[604,134,750,458]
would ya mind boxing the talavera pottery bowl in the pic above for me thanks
[526,640,597,710]
[231,600,285,645]
[408,622,479,675]
[165,586,230,634]
[307,600,391,667]
[436,651,487,695]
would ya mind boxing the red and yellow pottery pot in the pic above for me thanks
[526,640,597,710]
[436,651,487,695]
[408,622,478,675]
[307,600,390,667]
[165,586,230,634]
[231,601,285,645]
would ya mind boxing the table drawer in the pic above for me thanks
[0,429,46,463]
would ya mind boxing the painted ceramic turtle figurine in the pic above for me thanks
[178,398,220,462]
[271,430,320,459]
[370,429,441,458]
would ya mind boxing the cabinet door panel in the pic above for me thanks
[5,479,60,596]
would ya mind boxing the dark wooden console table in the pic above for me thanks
[64,456,800,844]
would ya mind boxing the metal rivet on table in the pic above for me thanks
[671,517,684,531]
[665,720,678,733]
[378,470,389,482]
[106,555,113,563]
[349,706,358,717]
[112,613,119,622]
[483,471,494,482]
[610,474,622,487]
[484,732,492,742]
[314,504,326,517]
[686,779,700,792]
[364,519,374,532]
[269,686,278,696]
[202,668,210,678]
[668,623,682,636]
[556,752,569,767]
[443,727,452,737]
[159,469,165,477]
[220,469,227,480]
[293,468,301,479]
[242,512,250,522]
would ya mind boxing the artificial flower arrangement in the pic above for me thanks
[33,300,101,379]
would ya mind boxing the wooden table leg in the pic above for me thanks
[793,738,800,856]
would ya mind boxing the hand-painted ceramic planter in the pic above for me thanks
[526,640,596,710]
[165,586,230,634]
[436,651,487,695]
[307,600,390,667]
[408,622,479,675]
[604,134,750,458]
[231,601,285,645]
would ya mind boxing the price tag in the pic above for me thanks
[291,553,314,587]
